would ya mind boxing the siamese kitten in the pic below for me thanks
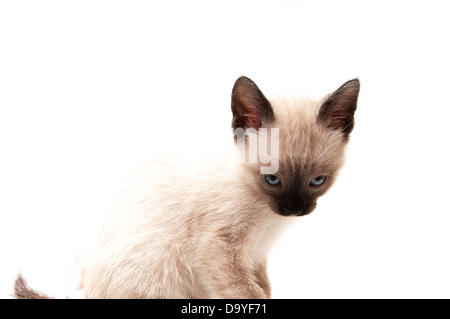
[14,76,360,299]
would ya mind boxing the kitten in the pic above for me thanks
[14,76,360,299]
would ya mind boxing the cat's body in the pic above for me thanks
[82,152,287,298]
[14,76,360,299]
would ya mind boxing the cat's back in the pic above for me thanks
[84,150,237,298]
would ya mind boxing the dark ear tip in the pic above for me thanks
[335,78,360,100]
[317,78,361,135]
[234,76,254,86]
[232,76,260,95]
[345,78,361,90]
[231,75,274,129]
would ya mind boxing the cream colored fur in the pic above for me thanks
[81,95,350,299]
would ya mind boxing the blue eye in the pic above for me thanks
[265,174,281,186]
[310,176,326,186]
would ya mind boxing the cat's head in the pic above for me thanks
[231,76,360,217]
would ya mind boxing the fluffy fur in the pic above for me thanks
[14,76,360,299]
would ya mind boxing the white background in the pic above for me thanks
[1,0,449,298]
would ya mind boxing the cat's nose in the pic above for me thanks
[282,208,305,216]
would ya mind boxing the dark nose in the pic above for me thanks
[282,208,305,216]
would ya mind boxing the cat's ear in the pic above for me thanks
[231,76,274,130]
[318,78,360,137]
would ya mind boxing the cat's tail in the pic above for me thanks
[13,273,54,299]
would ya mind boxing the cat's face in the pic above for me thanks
[231,76,359,217]
[257,97,348,216]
